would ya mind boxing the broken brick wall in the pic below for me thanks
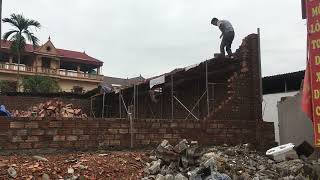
[0,117,275,153]
[0,95,91,114]
[97,34,263,123]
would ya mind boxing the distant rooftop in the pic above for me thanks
[102,75,145,88]
[1,40,103,66]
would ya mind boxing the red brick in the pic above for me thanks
[53,135,66,142]
[87,122,99,128]
[170,123,178,128]
[109,140,120,146]
[46,129,58,136]
[10,122,24,129]
[16,130,28,136]
[151,123,160,128]
[30,130,45,136]
[107,129,118,134]
[105,135,114,140]
[49,121,62,128]
[120,124,130,128]
[186,123,194,128]
[25,122,39,129]
[19,142,32,149]
[163,134,172,139]
[72,129,84,135]
[79,135,90,141]
[141,140,150,145]
[110,123,121,128]
[25,136,39,142]
[66,135,78,141]
[0,121,9,129]
[136,134,144,140]
[49,143,60,148]
[33,142,49,149]
[63,121,76,128]
[12,136,24,143]
[58,129,72,135]
[158,129,166,133]
[61,141,74,148]
[119,129,128,134]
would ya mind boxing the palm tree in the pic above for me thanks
[2,13,41,92]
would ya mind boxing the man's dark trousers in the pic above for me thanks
[220,31,235,57]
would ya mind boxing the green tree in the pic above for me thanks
[2,13,41,92]
[0,80,16,93]
[22,76,60,93]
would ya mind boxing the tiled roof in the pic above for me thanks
[1,40,103,65]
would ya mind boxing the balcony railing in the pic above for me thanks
[0,62,103,81]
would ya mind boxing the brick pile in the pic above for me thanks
[10,101,88,118]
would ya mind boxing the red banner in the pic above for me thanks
[302,62,312,120]
[306,0,320,147]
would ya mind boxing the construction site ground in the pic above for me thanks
[0,151,147,180]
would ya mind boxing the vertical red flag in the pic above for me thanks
[302,61,313,120]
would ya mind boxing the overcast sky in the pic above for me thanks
[3,0,306,78]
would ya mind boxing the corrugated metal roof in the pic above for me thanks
[263,70,305,80]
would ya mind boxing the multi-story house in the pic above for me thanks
[0,38,103,93]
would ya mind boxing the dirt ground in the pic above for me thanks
[0,151,148,180]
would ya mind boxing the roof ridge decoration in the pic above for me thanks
[34,37,58,56]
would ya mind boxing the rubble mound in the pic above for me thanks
[11,100,88,118]
[142,140,320,180]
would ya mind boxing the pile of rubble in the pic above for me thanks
[142,140,320,180]
[11,101,88,118]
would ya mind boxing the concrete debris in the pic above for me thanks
[42,173,50,180]
[148,159,162,175]
[143,140,320,180]
[266,143,298,162]
[67,167,75,174]
[156,174,165,180]
[175,173,188,180]
[11,100,88,118]
[7,167,17,178]
[33,155,49,162]
[174,139,189,153]
[164,174,174,180]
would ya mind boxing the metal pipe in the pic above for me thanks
[90,96,93,117]
[137,85,139,119]
[212,83,215,117]
[119,91,122,118]
[171,75,174,120]
[129,113,134,148]
[120,94,129,115]
[206,60,210,116]
[174,96,199,121]
[133,85,136,119]
[102,92,105,118]
[185,90,207,120]
[257,28,263,102]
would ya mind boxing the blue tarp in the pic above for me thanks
[0,105,11,117]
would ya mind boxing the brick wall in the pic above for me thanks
[0,95,91,114]
[0,117,275,153]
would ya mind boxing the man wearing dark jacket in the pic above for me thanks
[211,17,235,57]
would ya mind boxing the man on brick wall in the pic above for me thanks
[211,17,235,58]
